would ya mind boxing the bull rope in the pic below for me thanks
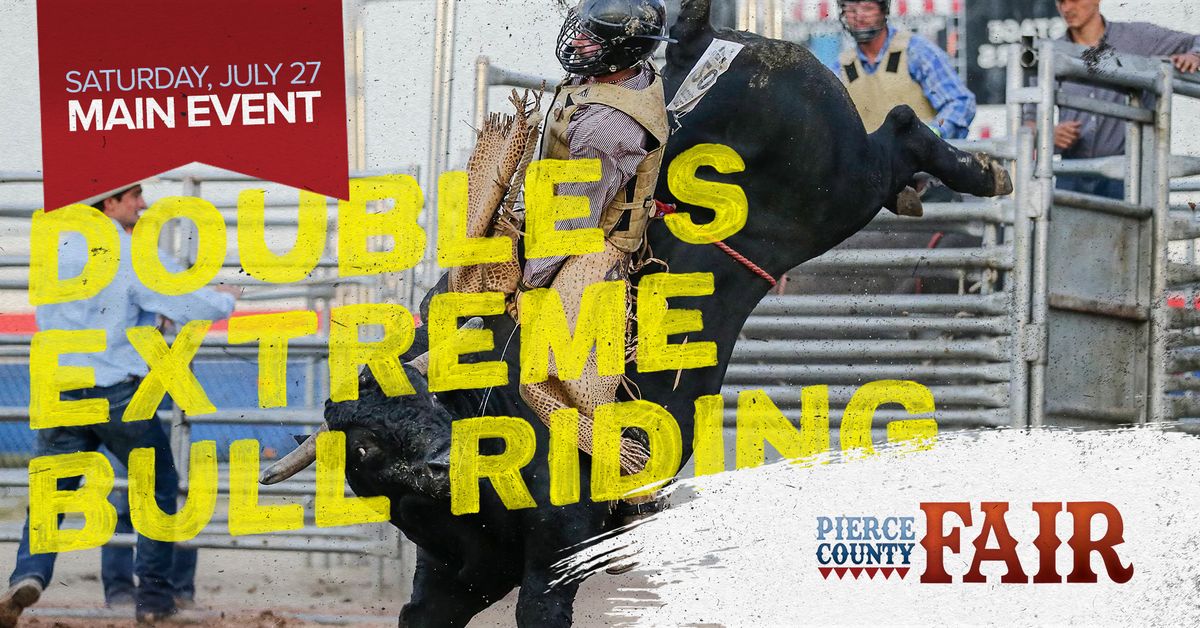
[652,200,778,288]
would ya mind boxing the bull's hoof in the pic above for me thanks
[886,186,924,217]
[995,165,1014,196]
[977,152,1014,197]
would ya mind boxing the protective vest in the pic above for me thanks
[541,68,669,253]
[839,29,937,133]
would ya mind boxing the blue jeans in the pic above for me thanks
[100,454,136,604]
[1057,173,1126,201]
[101,453,198,604]
[9,379,177,614]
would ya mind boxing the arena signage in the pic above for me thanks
[36,0,349,209]
[963,0,1066,104]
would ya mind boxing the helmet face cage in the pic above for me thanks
[839,0,889,43]
[556,0,668,77]
[557,10,612,77]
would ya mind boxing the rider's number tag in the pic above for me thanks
[666,38,746,122]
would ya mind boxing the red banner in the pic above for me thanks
[37,0,349,209]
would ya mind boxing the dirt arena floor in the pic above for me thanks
[0,542,658,627]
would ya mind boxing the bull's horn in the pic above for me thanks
[259,422,328,485]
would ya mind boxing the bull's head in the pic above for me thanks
[260,364,453,500]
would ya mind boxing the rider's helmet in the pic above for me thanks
[556,0,673,77]
[838,0,890,43]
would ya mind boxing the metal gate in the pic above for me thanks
[1024,40,1200,427]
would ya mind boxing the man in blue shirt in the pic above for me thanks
[0,184,237,626]
[831,0,975,140]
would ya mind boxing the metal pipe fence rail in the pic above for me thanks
[740,128,1028,440]
[1166,258,1200,424]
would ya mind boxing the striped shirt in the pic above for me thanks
[521,65,653,288]
[827,26,976,139]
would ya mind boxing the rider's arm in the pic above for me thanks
[907,35,975,140]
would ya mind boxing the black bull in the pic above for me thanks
[262,1,1012,625]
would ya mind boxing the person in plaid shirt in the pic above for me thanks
[829,0,975,140]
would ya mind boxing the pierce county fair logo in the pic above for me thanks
[817,502,1134,584]
[816,515,916,580]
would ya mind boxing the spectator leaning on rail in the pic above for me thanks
[830,0,976,140]
[1024,0,1200,200]
[0,183,238,626]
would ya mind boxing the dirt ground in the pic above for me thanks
[0,542,657,627]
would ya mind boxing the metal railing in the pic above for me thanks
[744,150,1025,433]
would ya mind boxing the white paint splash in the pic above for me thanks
[557,428,1200,625]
